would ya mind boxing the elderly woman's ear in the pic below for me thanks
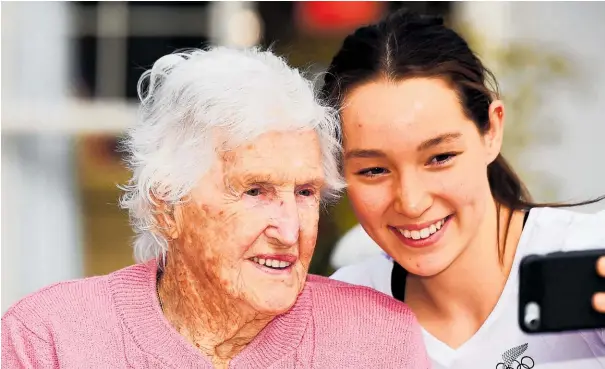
[152,198,182,241]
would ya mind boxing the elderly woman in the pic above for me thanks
[2,47,429,368]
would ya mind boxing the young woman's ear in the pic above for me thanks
[484,100,505,164]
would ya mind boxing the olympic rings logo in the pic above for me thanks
[495,356,535,369]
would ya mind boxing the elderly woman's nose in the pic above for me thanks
[265,196,301,246]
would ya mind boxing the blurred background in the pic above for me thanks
[2,1,605,313]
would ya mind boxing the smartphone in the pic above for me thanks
[518,248,605,333]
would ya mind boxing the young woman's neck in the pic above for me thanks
[158,250,272,368]
[406,201,525,340]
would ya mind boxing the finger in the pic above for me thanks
[597,256,605,277]
[593,293,605,313]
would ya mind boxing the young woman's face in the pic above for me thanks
[341,77,504,276]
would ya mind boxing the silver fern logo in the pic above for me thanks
[495,343,535,369]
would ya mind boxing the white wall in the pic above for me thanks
[1,2,83,313]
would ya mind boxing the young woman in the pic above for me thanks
[324,9,605,369]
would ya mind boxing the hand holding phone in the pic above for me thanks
[591,256,605,312]
[519,249,605,333]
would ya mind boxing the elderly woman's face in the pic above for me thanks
[171,130,324,315]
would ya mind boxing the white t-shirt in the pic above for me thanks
[331,207,605,369]
[330,222,384,269]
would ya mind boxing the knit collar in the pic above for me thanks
[109,260,312,368]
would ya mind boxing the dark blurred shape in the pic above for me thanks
[125,36,210,100]
[73,1,100,7]
[76,35,211,100]
[128,1,210,7]
[77,36,98,98]
[72,1,211,100]
[82,136,123,166]
[257,2,296,48]
[389,1,451,15]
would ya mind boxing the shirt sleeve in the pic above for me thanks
[331,255,395,297]
[1,311,58,369]
[330,263,373,286]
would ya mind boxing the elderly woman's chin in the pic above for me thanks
[239,259,309,314]
[244,283,302,315]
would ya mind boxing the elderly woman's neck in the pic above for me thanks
[157,256,272,366]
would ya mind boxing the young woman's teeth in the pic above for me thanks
[399,218,446,240]
[252,257,291,269]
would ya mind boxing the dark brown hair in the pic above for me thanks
[322,9,604,260]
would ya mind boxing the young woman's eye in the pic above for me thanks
[245,188,262,197]
[428,153,458,166]
[356,167,389,177]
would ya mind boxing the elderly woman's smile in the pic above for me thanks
[249,254,296,271]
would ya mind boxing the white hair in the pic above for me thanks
[119,46,345,263]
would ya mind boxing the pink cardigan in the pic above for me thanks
[2,260,429,368]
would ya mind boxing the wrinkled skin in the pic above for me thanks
[157,130,324,367]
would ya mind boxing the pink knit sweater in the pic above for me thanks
[2,260,429,368]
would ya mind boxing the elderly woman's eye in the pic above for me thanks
[245,188,262,197]
[298,189,315,197]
